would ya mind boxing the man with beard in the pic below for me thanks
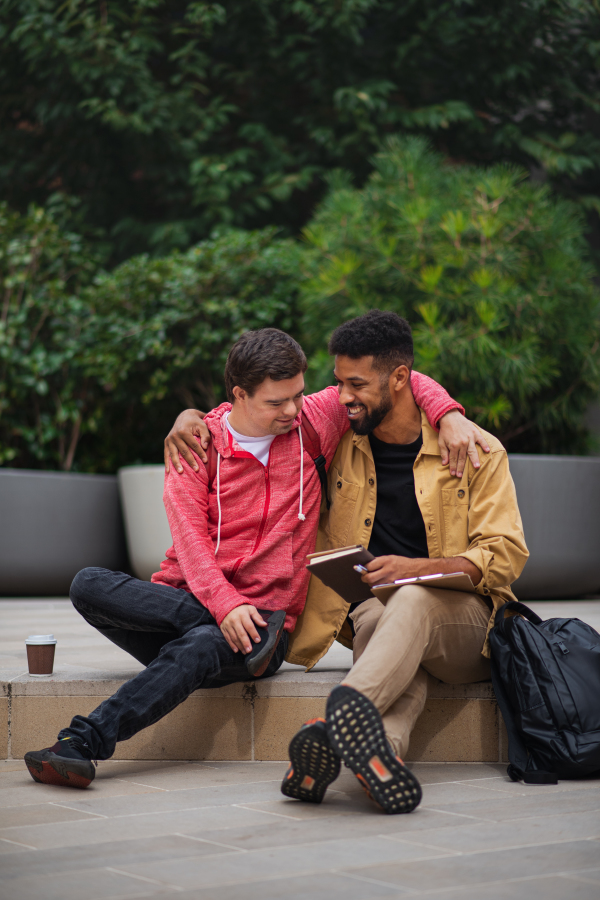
[281,310,528,814]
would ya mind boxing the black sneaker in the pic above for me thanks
[281,718,341,804]
[326,685,422,814]
[245,609,287,677]
[24,736,96,789]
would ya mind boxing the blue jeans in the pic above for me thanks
[60,567,288,759]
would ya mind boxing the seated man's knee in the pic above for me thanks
[69,567,113,608]
[386,584,438,615]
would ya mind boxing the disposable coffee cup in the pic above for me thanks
[25,635,57,676]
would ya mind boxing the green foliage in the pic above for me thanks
[76,228,304,471]
[3,137,600,469]
[0,209,304,471]
[301,137,600,453]
[2,0,600,263]
[0,203,98,469]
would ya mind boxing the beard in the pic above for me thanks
[348,389,393,435]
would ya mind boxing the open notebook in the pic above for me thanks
[306,545,475,604]
[371,572,476,604]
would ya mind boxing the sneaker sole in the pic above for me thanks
[281,722,341,804]
[246,610,286,678]
[326,685,422,815]
[24,752,96,789]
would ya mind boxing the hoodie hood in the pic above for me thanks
[204,401,301,458]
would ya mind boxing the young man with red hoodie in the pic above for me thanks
[24,327,479,789]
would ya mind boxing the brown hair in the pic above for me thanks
[224,328,307,403]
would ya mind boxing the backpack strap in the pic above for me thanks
[494,600,543,627]
[299,410,331,510]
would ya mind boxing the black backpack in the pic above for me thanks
[490,600,600,784]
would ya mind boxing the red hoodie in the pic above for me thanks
[152,376,463,629]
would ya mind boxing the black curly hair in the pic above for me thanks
[328,309,413,374]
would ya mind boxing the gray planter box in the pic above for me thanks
[0,469,128,596]
[118,465,172,582]
[509,455,600,600]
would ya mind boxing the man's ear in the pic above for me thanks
[391,364,411,393]
[231,385,246,404]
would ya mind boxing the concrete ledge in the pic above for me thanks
[1,667,507,763]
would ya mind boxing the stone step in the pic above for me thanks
[1,667,507,764]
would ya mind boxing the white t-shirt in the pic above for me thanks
[225,414,275,467]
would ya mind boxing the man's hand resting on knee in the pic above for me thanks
[221,605,267,654]
[360,555,482,587]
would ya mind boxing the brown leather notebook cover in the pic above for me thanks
[306,544,375,604]
[371,572,476,604]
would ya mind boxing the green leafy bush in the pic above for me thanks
[76,228,304,472]
[301,137,600,453]
[0,212,304,471]
[2,1,599,262]
[0,203,98,469]
[3,137,600,470]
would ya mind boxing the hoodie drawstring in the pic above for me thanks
[298,427,306,521]
[214,427,305,556]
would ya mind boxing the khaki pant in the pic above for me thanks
[344,585,491,759]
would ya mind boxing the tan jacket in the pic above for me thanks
[286,410,529,670]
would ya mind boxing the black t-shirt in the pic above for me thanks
[367,431,429,560]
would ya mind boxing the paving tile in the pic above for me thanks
[0,802,104,828]
[116,835,454,890]
[174,871,409,899]
[0,833,239,879]
[409,763,507,783]
[351,840,600,891]
[427,785,600,822]
[45,778,286,818]
[0,837,37,853]
[182,804,487,851]
[0,803,276,849]
[387,808,600,853]
[418,778,527,806]
[0,774,166,808]
[416,873,600,900]
[4,865,175,900]
[112,760,286,791]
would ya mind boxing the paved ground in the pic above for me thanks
[2,598,600,899]
[2,758,600,900]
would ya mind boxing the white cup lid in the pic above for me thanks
[25,634,57,644]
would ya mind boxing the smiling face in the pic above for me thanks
[334,355,406,435]
[229,373,305,437]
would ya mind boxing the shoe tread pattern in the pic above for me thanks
[326,686,422,815]
[281,723,340,804]
[24,750,95,789]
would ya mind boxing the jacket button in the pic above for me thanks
[368,478,374,486]
[365,518,372,526]
[458,489,465,498]
[333,630,338,638]
[337,480,342,489]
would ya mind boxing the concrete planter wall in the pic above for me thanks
[0,469,128,596]
[118,465,172,581]
[509,455,600,600]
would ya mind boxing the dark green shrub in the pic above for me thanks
[2,1,599,262]
[0,209,304,471]
[0,203,98,469]
[77,228,304,471]
[301,137,600,453]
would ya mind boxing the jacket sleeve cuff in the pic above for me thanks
[433,400,465,430]
[211,592,252,628]
[457,548,495,597]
